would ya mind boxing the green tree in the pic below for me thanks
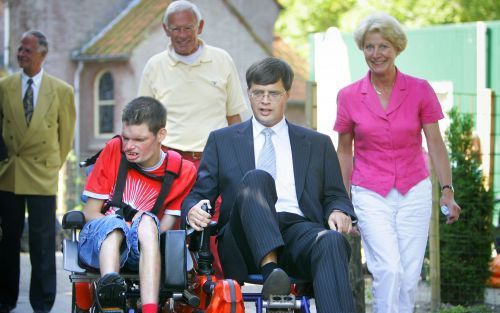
[275,0,356,57]
[346,0,500,27]
[440,108,494,304]
[276,0,500,57]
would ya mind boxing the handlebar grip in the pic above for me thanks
[183,289,200,307]
[201,202,214,217]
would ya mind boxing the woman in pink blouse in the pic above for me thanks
[334,12,461,313]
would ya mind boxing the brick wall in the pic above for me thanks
[4,0,131,81]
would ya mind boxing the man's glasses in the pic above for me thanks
[168,25,197,34]
[249,90,287,102]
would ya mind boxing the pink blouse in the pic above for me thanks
[334,70,444,196]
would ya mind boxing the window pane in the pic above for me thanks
[99,72,114,100]
[99,105,114,133]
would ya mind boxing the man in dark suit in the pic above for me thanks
[182,57,356,313]
[0,30,76,313]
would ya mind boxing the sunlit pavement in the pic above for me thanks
[14,252,72,313]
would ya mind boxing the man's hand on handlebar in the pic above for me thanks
[187,200,212,231]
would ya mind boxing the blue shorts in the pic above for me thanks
[78,211,160,271]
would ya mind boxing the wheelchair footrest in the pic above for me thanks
[264,294,300,311]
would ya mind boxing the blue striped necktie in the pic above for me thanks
[257,128,276,179]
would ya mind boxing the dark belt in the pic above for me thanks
[172,149,203,160]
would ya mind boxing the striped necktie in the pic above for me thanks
[257,128,276,179]
[23,78,34,125]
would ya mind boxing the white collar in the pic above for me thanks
[22,69,44,86]
[168,40,204,65]
[252,117,287,139]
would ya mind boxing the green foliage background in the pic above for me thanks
[438,305,493,313]
[440,108,494,304]
[275,0,500,57]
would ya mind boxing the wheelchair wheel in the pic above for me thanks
[72,283,91,313]
[71,283,76,312]
[71,283,78,313]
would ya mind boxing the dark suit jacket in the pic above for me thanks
[181,120,356,282]
[181,119,355,278]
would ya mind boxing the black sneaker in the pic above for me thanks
[93,273,127,312]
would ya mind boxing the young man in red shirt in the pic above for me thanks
[78,96,196,313]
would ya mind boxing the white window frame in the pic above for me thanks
[94,70,115,138]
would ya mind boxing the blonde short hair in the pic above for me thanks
[354,12,407,53]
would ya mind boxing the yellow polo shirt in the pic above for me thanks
[138,43,247,152]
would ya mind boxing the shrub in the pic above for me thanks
[440,108,494,305]
[437,304,493,313]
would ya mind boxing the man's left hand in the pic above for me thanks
[328,210,352,234]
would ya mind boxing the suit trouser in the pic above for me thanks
[219,170,355,313]
[0,191,56,312]
[351,178,432,313]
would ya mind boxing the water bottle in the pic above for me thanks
[441,205,450,216]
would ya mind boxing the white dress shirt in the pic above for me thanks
[21,69,44,109]
[252,117,303,216]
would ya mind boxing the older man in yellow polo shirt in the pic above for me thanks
[138,0,247,166]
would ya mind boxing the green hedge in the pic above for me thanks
[437,305,493,313]
[440,108,494,305]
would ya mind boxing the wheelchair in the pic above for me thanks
[62,208,313,313]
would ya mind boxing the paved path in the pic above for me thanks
[14,252,72,313]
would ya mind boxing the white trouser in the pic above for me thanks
[352,178,432,313]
